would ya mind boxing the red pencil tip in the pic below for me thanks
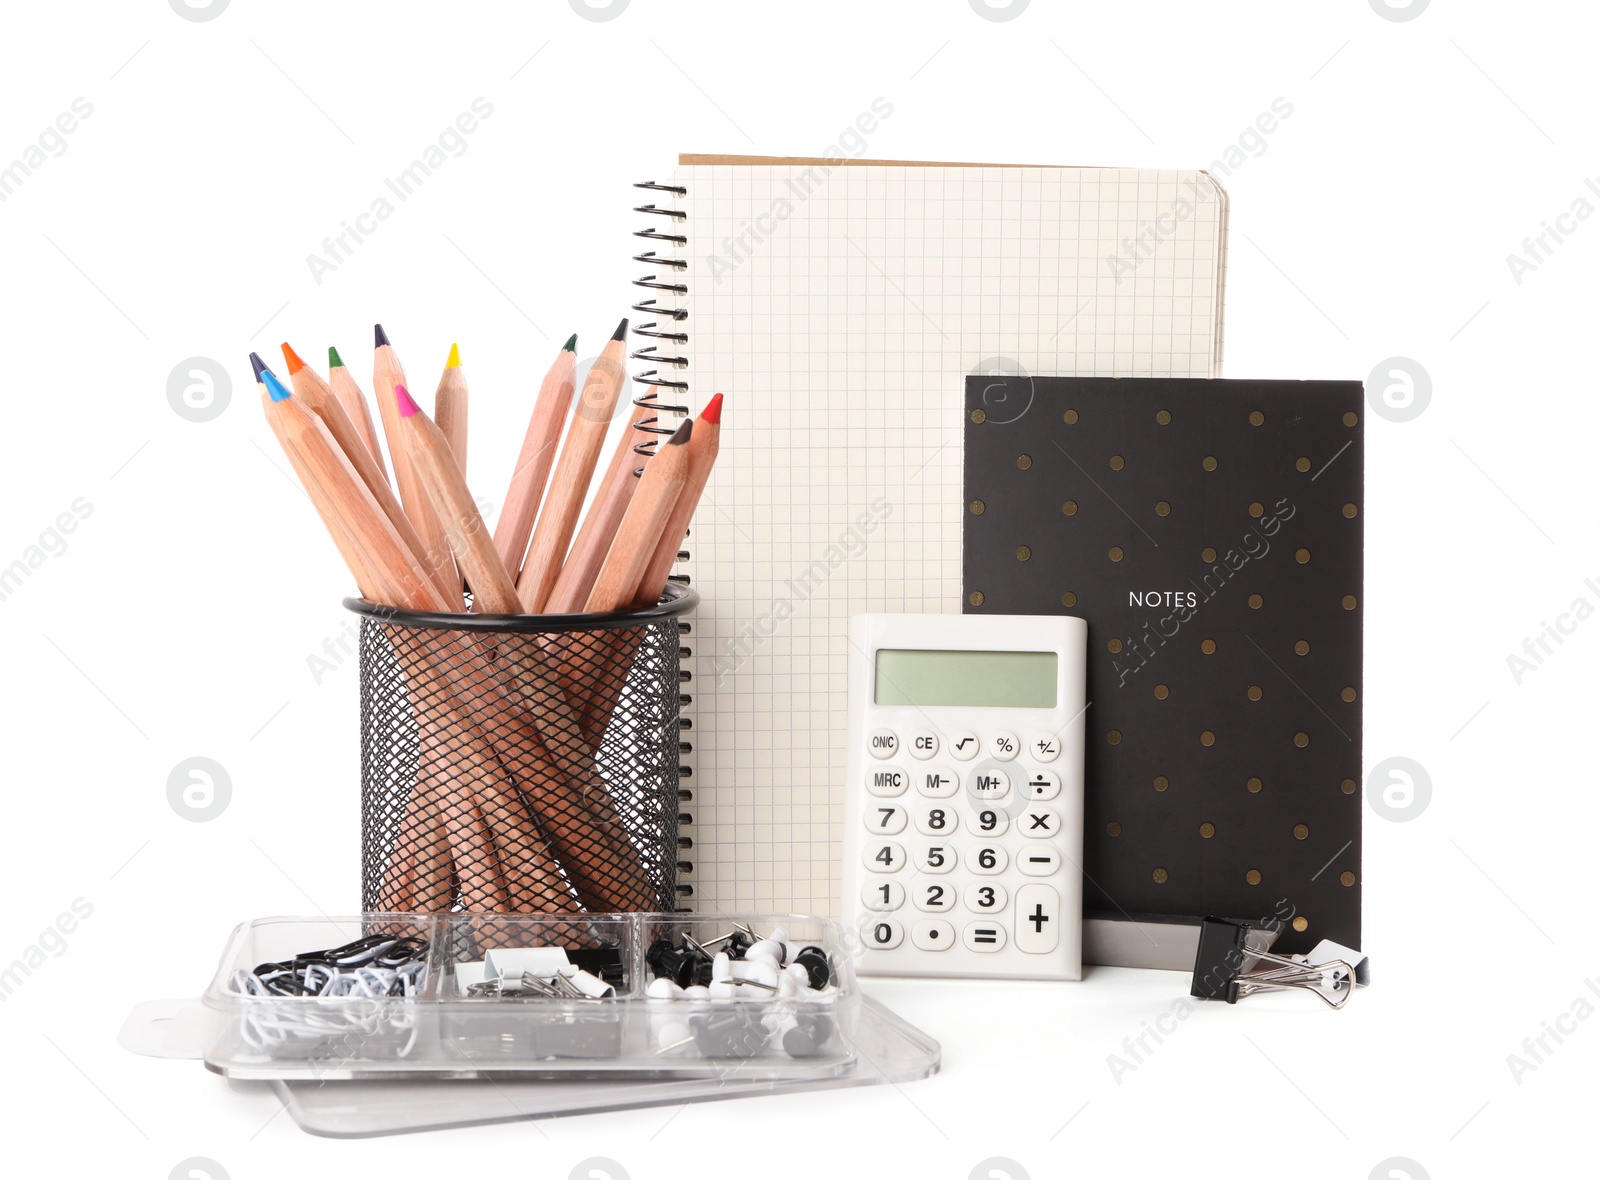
[700,392,723,425]
[395,384,420,418]
[280,342,306,375]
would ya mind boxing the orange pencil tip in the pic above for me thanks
[700,392,724,425]
[280,342,306,375]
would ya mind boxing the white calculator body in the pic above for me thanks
[843,613,1087,980]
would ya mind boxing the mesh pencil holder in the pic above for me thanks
[344,585,697,917]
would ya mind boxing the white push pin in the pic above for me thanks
[744,939,784,967]
[647,976,685,1000]
[654,1018,694,1055]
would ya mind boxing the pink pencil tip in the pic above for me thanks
[395,384,420,418]
[700,392,724,425]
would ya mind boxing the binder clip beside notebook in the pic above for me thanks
[1189,918,1366,1010]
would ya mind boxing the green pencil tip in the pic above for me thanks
[328,346,344,368]
[563,334,577,352]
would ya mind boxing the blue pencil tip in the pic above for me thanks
[261,368,293,403]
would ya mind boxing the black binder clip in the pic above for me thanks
[1189,918,1356,1009]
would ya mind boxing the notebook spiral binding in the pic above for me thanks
[633,180,695,908]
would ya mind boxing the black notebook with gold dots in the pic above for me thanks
[963,375,1363,956]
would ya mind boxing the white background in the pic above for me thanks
[0,0,1592,1176]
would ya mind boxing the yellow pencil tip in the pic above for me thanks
[446,342,461,368]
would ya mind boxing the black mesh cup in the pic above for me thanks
[344,585,696,917]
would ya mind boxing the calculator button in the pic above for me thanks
[915,766,959,799]
[912,919,955,951]
[1016,884,1061,953]
[990,732,1020,761]
[862,841,906,872]
[1021,807,1060,838]
[914,806,958,836]
[863,804,907,835]
[915,844,957,874]
[1024,769,1061,800]
[970,806,1009,837]
[913,881,957,912]
[868,728,899,759]
[866,765,909,797]
[968,845,1008,875]
[1019,848,1063,876]
[963,921,1008,952]
[964,882,1007,913]
[968,767,1011,801]
[947,730,981,761]
[909,730,940,760]
[860,879,905,911]
[1030,733,1062,762]
[860,916,904,950]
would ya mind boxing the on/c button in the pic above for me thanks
[1015,884,1060,954]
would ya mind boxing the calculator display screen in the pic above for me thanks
[873,648,1058,708]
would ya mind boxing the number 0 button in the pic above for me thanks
[861,916,904,950]
[863,841,906,872]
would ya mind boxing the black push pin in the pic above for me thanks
[1190,918,1354,1009]
[793,946,831,990]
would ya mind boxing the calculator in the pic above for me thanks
[842,613,1087,980]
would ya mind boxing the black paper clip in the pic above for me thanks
[1189,918,1355,1010]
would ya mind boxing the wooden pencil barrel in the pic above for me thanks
[349,585,696,917]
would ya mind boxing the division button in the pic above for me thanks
[1025,769,1061,800]
[912,919,955,951]
[868,728,899,760]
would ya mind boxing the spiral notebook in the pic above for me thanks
[630,155,1230,916]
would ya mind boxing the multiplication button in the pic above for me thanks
[1021,807,1060,838]
[868,728,899,759]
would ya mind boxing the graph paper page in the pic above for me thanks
[656,161,1227,915]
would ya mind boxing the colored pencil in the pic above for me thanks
[543,402,647,613]
[493,335,577,570]
[372,324,462,600]
[433,342,468,474]
[585,419,691,612]
[327,345,387,479]
[516,319,629,611]
[395,383,521,615]
[281,342,453,604]
[633,393,723,607]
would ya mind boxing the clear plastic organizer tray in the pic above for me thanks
[203,912,860,1081]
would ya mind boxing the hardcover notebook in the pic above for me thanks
[962,376,1363,955]
[630,156,1230,917]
